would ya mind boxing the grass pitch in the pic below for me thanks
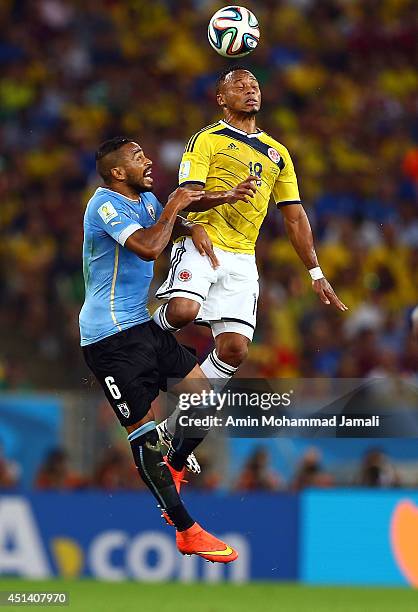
[0,580,417,612]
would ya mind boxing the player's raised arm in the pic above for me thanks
[184,176,258,212]
[279,203,348,312]
[125,188,204,260]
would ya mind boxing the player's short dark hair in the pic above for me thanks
[95,137,132,182]
[216,65,251,94]
[95,136,131,161]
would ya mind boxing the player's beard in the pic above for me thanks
[138,184,153,193]
[235,108,259,120]
[127,177,153,194]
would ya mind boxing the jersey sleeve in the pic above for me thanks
[93,199,142,246]
[178,132,212,187]
[272,147,301,207]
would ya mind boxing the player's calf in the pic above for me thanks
[199,334,248,394]
[128,420,195,531]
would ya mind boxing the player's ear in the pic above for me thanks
[216,92,226,108]
[111,166,125,181]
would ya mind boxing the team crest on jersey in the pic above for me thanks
[268,147,281,164]
[178,269,192,282]
[117,402,130,418]
[146,202,156,220]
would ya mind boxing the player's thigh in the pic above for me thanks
[150,321,198,388]
[82,325,160,427]
[203,257,259,341]
[155,236,216,305]
[171,363,212,397]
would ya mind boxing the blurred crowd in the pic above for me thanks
[0,443,408,491]
[0,0,417,389]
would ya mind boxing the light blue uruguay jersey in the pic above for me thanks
[79,187,163,346]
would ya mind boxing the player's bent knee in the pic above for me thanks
[166,298,200,328]
[217,338,249,367]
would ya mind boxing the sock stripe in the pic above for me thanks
[163,304,178,331]
[157,304,178,332]
[212,349,237,371]
[159,304,169,329]
[127,421,156,442]
[212,353,237,374]
[209,353,232,376]
[209,351,237,376]
[159,304,167,329]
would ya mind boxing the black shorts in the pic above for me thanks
[82,321,197,426]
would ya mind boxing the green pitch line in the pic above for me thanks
[0,580,417,612]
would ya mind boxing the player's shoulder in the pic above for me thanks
[87,187,123,207]
[259,131,291,157]
[85,187,126,222]
[184,121,222,153]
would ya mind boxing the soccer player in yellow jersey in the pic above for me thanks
[154,67,347,401]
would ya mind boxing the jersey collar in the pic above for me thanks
[219,120,263,139]
[97,186,140,203]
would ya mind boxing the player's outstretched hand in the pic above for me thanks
[226,176,258,204]
[191,225,219,269]
[312,278,348,312]
[169,187,205,210]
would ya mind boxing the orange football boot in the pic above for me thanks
[176,522,238,563]
[163,455,187,493]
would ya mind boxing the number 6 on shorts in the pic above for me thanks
[105,376,121,399]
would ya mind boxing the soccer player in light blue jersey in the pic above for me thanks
[80,137,238,563]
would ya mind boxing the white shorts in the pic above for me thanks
[156,237,259,341]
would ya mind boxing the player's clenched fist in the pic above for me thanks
[168,187,205,210]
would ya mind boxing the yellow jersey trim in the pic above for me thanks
[185,122,221,153]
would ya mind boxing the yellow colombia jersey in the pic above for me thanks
[178,120,301,254]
